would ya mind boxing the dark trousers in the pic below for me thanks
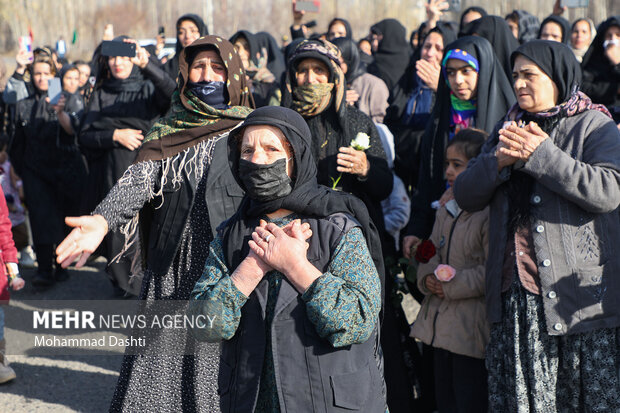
[433,347,488,413]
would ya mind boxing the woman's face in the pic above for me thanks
[461,11,482,27]
[108,56,133,80]
[63,69,80,94]
[571,20,592,50]
[444,145,468,187]
[359,39,372,56]
[178,20,201,49]
[32,62,53,92]
[188,49,227,83]
[233,37,251,70]
[605,25,620,42]
[295,58,329,85]
[420,32,444,66]
[512,55,559,113]
[445,58,478,101]
[240,125,294,177]
[540,22,563,42]
[328,22,347,40]
[506,18,519,40]
[76,64,90,87]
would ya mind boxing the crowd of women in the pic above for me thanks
[0,0,618,411]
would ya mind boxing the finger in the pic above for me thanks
[248,240,265,258]
[59,251,81,268]
[498,147,523,159]
[259,219,267,227]
[76,251,92,268]
[264,223,286,238]
[251,231,269,249]
[498,135,522,150]
[254,226,273,240]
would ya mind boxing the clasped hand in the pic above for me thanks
[496,121,549,169]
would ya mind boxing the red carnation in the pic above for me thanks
[415,240,436,263]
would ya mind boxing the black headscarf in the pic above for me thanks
[459,6,487,34]
[331,37,365,83]
[409,36,516,238]
[511,40,581,104]
[163,14,209,80]
[367,18,411,91]
[462,15,519,82]
[175,14,209,54]
[222,106,384,291]
[538,15,571,44]
[328,18,353,40]
[507,10,541,44]
[581,16,620,77]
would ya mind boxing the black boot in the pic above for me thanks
[32,270,55,287]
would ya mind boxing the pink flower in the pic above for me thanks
[434,264,456,282]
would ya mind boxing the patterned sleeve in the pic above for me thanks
[301,226,381,347]
[187,237,248,342]
[93,161,160,232]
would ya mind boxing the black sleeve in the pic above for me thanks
[581,65,620,106]
[405,129,436,239]
[79,91,115,149]
[352,110,393,202]
[141,60,176,114]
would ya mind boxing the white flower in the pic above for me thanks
[350,132,370,151]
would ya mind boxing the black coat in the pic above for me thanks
[79,62,175,213]
[11,91,87,244]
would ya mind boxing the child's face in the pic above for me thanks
[445,145,469,187]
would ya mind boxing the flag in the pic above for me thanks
[28,26,34,41]
[72,29,78,45]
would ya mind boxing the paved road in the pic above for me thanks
[1,260,125,412]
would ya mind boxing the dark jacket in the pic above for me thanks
[141,135,244,276]
[454,110,620,335]
[197,214,385,413]
[79,62,175,212]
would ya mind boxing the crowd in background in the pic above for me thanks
[0,0,619,412]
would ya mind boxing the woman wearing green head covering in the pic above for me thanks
[56,35,254,412]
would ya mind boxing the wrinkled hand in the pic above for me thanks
[113,128,144,151]
[438,186,453,207]
[345,89,360,105]
[248,48,275,83]
[498,121,549,162]
[249,221,311,273]
[56,215,109,268]
[402,235,421,260]
[416,59,440,92]
[10,277,25,291]
[337,147,369,177]
[424,274,445,298]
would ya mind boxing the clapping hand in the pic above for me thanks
[498,121,549,162]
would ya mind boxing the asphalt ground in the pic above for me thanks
[1,259,125,412]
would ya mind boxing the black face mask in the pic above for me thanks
[186,80,229,109]
[238,158,293,202]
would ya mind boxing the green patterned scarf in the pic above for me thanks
[291,83,334,118]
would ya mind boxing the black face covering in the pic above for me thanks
[238,158,292,201]
[186,80,229,109]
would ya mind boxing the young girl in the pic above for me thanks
[0,183,24,383]
[411,128,489,413]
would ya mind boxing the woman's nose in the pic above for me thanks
[250,150,267,164]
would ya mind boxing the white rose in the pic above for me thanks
[351,132,370,151]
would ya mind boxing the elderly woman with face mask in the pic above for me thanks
[188,105,386,413]
[454,40,620,412]
[57,36,253,411]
